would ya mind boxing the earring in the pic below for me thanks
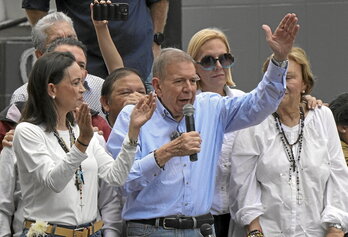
[52,95,55,99]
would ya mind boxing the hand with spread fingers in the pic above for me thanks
[262,13,300,61]
[129,93,157,130]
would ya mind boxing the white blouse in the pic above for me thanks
[210,86,245,215]
[229,106,348,236]
[13,122,135,226]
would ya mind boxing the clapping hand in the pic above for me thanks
[262,13,300,61]
[75,103,94,147]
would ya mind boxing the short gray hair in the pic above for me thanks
[152,48,195,80]
[32,12,76,53]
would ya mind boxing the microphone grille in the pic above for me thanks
[183,103,195,116]
[200,223,213,236]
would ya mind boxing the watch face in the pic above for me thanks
[154,33,165,45]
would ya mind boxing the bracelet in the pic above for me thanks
[271,56,288,68]
[76,138,89,147]
[328,223,345,232]
[153,150,165,170]
[247,230,264,237]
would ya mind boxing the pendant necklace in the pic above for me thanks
[273,107,304,204]
[53,122,85,209]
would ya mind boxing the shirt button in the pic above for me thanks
[186,182,189,185]
[184,164,187,167]
[185,203,188,206]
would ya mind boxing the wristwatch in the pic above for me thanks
[271,56,288,68]
[154,32,165,46]
[328,223,345,232]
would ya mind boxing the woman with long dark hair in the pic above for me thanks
[13,51,156,236]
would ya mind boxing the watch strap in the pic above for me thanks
[154,32,165,46]
[271,57,288,68]
[328,223,345,232]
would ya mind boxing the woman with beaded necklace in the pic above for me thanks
[230,47,348,237]
[12,51,156,236]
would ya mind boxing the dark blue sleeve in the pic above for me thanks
[22,0,50,12]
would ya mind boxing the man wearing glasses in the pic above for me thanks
[107,13,299,237]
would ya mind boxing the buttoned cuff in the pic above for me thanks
[135,152,163,181]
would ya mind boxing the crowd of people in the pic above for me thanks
[0,1,347,237]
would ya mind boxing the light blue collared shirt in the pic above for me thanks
[106,61,286,220]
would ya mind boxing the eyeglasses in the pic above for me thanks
[196,53,235,71]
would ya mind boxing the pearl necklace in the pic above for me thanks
[273,107,304,204]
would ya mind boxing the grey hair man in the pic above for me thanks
[10,11,104,116]
[31,11,77,58]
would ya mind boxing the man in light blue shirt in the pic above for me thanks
[107,13,300,237]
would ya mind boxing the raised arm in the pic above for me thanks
[25,9,48,25]
[149,0,169,58]
[219,14,300,133]
[91,1,124,74]
[22,0,50,25]
[97,93,157,186]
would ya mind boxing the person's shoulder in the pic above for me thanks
[196,91,221,100]
[306,106,336,130]
[121,104,135,115]
[227,87,245,97]
[86,74,104,84]
[311,105,332,118]
[16,121,32,129]
[16,122,43,135]
[13,83,28,94]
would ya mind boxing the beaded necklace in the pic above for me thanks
[53,122,85,209]
[273,106,304,205]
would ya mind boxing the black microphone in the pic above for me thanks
[183,103,198,162]
[200,223,214,237]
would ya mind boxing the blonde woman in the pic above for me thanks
[187,28,243,237]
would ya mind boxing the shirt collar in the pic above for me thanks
[196,84,230,96]
[156,98,172,119]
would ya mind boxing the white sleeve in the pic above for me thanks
[320,108,348,230]
[0,147,17,236]
[98,181,123,237]
[13,123,87,193]
[94,134,136,186]
[230,126,264,226]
